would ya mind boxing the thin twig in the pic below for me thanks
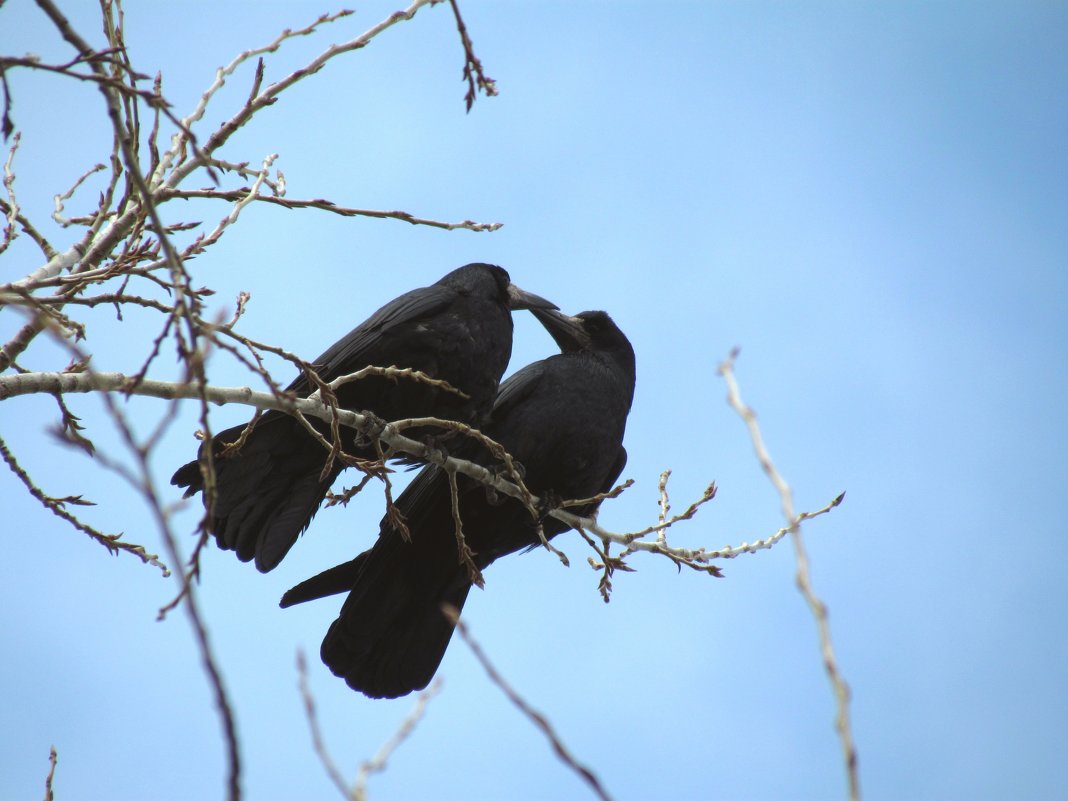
[163,0,439,191]
[655,469,670,546]
[447,0,497,112]
[0,433,169,574]
[0,53,202,168]
[187,153,278,255]
[718,348,859,801]
[0,196,57,261]
[445,606,613,801]
[43,745,58,801]
[445,466,484,587]
[1,131,20,254]
[559,478,635,509]
[88,376,242,801]
[164,188,503,231]
[52,162,107,226]
[320,365,470,400]
[157,8,355,181]
[297,649,350,799]
[297,649,442,801]
[352,681,442,801]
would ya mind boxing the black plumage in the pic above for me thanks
[171,263,554,572]
[281,309,636,698]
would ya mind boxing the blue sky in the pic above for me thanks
[2,2,1066,800]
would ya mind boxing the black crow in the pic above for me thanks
[171,263,554,572]
[281,309,636,698]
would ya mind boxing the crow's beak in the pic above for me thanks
[530,307,591,353]
[507,283,558,312]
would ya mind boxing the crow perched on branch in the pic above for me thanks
[171,263,554,573]
[281,309,636,698]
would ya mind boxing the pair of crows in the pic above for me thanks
[172,263,636,699]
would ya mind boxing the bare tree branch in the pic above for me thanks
[0,432,169,574]
[446,465,485,586]
[52,161,107,226]
[166,0,438,187]
[1,130,20,254]
[88,376,242,801]
[163,188,504,232]
[2,0,497,373]
[0,367,842,591]
[447,0,498,112]
[445,605,613,801]
[297,649,350,799]
[351,682,441,801]
[718,348,859,801]
[297,649,442,801]
[43,745,58,801]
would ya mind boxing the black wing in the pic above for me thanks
[286,283,456,394]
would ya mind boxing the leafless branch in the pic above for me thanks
[87,375,242,801]
[168,0,438,183]
[0,4,510,800]
[298,649,441,801]
[0,52,201,168]
[189,153,278,255]
[0,59,13,140]
[1,131,19,254]
[447,0,498,112]
[164,188,504,232]
[0,195,56,261]
[297,649,350,799]
[42,745,58,801]
[1,367,843,596]
[3,290,175,314]
[446,465,484,587]
[445,606,613,801]
[324,471,376,508]
[0,432,169,574]
[2,0,497,375]
[718,347,859,801]
[52,161,107,226]
[352,681,441,801]
[559,478,635,509]
[163,9,355,158]
[320,365,470,401]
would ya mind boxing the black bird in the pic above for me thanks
[171,263,554,573]
[281,309,636,698]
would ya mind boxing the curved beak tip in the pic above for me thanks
[530,307,591,351]
[507,284,558,311]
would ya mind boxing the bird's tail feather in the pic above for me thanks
[319,535,472,699]
[279,553,369,608]
[171,415,341,572]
